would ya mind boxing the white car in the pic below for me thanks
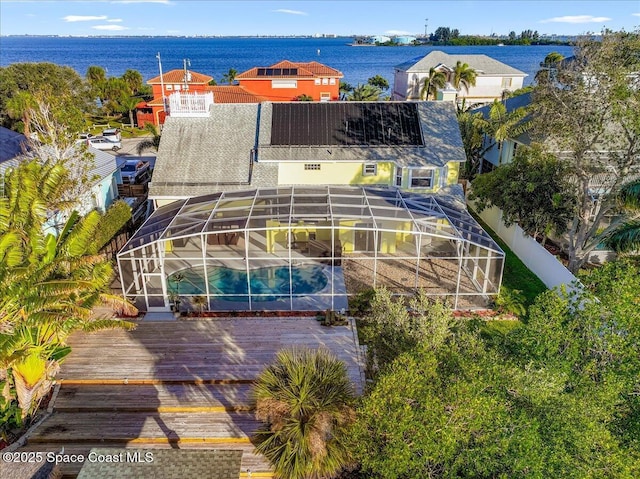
[87,136,121,151]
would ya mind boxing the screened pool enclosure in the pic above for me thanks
[117,187,505,312]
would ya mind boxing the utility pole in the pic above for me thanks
[183,58,191,91]
[156,52,167,119]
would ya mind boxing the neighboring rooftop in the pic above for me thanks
[0,126,27,164]
[206,85,267,103]
[237,60,343,79]
[147,69,213,85]
[396,51,527,77]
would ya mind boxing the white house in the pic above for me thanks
[392,51,527,106]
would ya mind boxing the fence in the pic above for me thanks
[468,202,579,292]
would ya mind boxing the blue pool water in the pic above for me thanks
[168,264,328,301]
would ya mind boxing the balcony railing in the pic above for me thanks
[168,92,214,117]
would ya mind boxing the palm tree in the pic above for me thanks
[5,91,36,138]
[339,81,354,100]
[118,95,140,128]
[420,67,447,100]
[535,52,565,84]
[252,348,356,479]
[604,179,640,254]
[221,68,238,84]
[0,160,136,418]
[347,83,382,101]
[121,69,143,96]
[136,123,161,155]
[452,61,477,94]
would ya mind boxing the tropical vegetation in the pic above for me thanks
[0,161,135,432]
[136,123,162,155]
[252,348,355,479]
[347,84,382,101]
[419,67,447,100]
[349,273,640,478]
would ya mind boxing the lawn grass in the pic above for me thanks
[470,210,547,309]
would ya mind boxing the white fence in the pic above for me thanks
[469,202,579,291]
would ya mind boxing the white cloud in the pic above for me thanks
[632,13,640,17]
[107,18,123,22]
[273,9,308,16]
[385,30,412,35]
[63,15,108,22]
[92,24,130,31]
[540,15,612,24]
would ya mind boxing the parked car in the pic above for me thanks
[78,132,94,140]
[120,159,151,184]
[87,136,121,151]
[102,128,122,142]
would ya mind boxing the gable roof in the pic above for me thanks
[149,100,465,199]
[147,69,213,85]
[236,60,343,80]
[395,51,526,77]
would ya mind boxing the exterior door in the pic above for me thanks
[143,272,170,311]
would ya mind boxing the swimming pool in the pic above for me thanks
[167,264,329,301]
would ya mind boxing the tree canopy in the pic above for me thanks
[350,280,640,478]
[531,29,640,272]
[470,144,576,242]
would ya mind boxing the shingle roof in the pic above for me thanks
[236,60,343,79]
[395,51,527,76]
[147,69,213,85]
[0,126,27,163]
[149,103,260,198]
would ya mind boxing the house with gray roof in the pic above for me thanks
[0,126,120,215]
[392,51,527,105]
[149,101,467,206]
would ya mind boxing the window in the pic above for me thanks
[329,78,336,85]
[409,168,434,188]
[320,92,330,102]
[363,163,377,176]
[166,85,173,90]
[322,78,329,85]
[272,79,298,88]
[315,78,321,85]
[501,77,512,88]
[395,167,403,187]
[174,84,181,91]
[304,163,321,170]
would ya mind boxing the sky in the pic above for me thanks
[0,0,638,37]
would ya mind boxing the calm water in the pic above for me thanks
[0,36,574,87]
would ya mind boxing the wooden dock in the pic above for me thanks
[15,318,364,478]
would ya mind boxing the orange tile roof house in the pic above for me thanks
[137,69,214,127]
[236,60,343,102]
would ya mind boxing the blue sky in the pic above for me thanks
[1,1,638,37]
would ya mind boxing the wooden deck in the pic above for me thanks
[17,318,364,478]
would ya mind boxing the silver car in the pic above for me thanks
[87,136,121,151]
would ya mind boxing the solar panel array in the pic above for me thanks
[270,103,424,146]
[257,68,299,76]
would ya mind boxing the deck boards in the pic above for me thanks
[16,318,363,478]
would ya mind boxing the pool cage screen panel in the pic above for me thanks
[117,187,505,311]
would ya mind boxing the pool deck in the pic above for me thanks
[14,318,364,478]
